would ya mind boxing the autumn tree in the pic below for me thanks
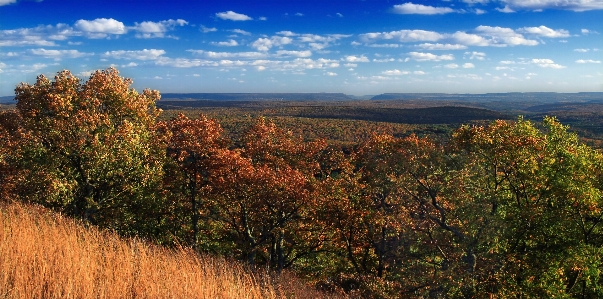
[161,113,227,248]
[9,68,167,237]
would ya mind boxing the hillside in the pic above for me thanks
[0,202,341,299]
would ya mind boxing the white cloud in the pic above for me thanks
[465,51,487,60]
[29,48,93,59]
[408,52,454,61]
[211,39,239,47]
[201,26,217,33]
[216,11,253,21]
[344,63,357,67]
[103,49,166,60]
[0,0,17,6]
[581,29,590,34]
[463,0,490,4]
[462,63,475,68]
[392,3,456,15]
[531,58,565,68]
[258,16,267,21]
[382,69,410,75]
[326,72,337,76]
[499,60,515,64]
[295,12,304,16]
[344,55,369,63]
[373,58,396,62]
[336,13,343,17]
[574,48,590,52]
[230,29,251,36]
[0,23,79,47]
[298,33,351,50]
[188,50,267,59]
[444,63,459,69]
[475,8,487,14]
[360,29,443,43]
[576,59,601,63]
[251,36,292,51]
[496,5,515,13]
[276,50,312,57]
[518,26,569,38]
[417,43,468,50]
[277,31,297,36]
[366,43,400,48]
[414,71,426,75]
[475,26,539,46]
[75,18,127,38]
[132,19,188,38]
[451,31,491,46]
[500,0,603,12]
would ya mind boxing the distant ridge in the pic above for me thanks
[161,93,355,101]
[370,92,603,102]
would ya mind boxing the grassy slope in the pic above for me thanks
[0,201,340,299]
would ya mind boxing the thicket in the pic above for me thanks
[1,68,602,298]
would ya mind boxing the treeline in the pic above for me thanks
[1,69,602,298]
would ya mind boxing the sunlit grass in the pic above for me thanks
[0,201,339,299]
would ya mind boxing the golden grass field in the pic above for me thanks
[0,201,339,299]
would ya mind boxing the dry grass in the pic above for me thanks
[0,201,341,299]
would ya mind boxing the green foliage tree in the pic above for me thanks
[9,68,167,237]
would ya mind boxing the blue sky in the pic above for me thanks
[1,0,602,96]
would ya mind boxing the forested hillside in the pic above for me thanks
[1,69,602,298]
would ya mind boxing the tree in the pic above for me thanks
[162,113,227,248]
[9,68,167,237]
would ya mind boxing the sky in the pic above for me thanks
[1,0,602,96]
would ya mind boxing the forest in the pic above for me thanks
[1,68,602,298]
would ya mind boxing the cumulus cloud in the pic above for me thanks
[465,51,487,60]
[298,33,351,50]
[216,11,253,21]
[0,24,79,47]
[531,58,565,68]
[103,49,166,60]
[408,52,454,61]
[277,31,297,37]
[275,50,312,57]
[382,69,410,75]
[251,36,293,51]
[201,26,217,33]
[29,48,93,59]
[500,0,603,12]
[576,59,601,63]
[444,63,459,69]
[518,26,569,38]
[344,55,369,63]
[574,48,590,52]
[462,63,475,68]
[132,19,188,38]
[188,50,267,59]
[230,29,251,36]
[451,31,491,46]
[475,26,538,46]
[326,72,337,76]
[417,43,468,50]
[392,2,456,14]
[211,39,239,47]
[496,5,516,13]
[359,30,443,43]
[75,18,127,38]
[366,43,400,48]
[0,0,17,6]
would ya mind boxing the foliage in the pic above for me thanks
[2,68,602,298]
